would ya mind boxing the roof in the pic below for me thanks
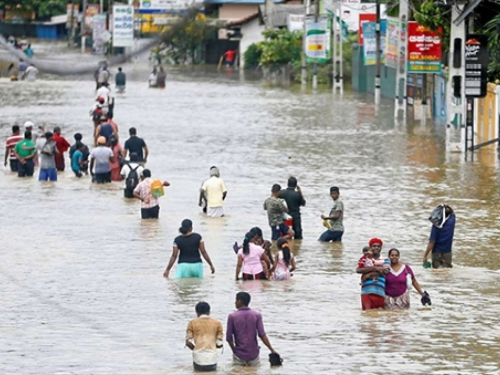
[227,12,259,26]
[258,3,315,27]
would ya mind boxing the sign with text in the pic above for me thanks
[407,21,442,74]
[288,14,305,32]
[362,20,386,66]
[112,5,134,47]
[465,34,488,98]
[385,17,399,69]
[139,0,199,13]
[358,13,375,45]
[305,15,331,63]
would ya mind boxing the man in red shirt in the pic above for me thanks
[4,125,23,172]
[52,126,70,172]
[224,50,236,66]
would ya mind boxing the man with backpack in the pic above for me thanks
[120,152,143,198]
[133,169,170,219]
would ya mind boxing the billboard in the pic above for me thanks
[407,22,442,74]
[138,0,199,13]
[362,20,386,66]
[92,14,108,54]
[464,34,488,98]
[358,13,375,45]
[305,15,331,64]
[112,5,134,47]
[385,17,399,69]
[85,4,100,30]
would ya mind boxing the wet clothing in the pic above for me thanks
[53,133,70,171]
[141,205,159,219]
[6,134,23,171]
[263,197,287,226]
[115,72,126,86]
[14,139,36,159]
[271,223,290,241]
[69,143,89,173]
[174,233,203,264]
[272,251,294,281]
[134,177,159,209]
[201,176,227,209]
[109,143,122,181]
[361,294,385,310]
[319,198,344,242]
[385,264,414,298]
[429,213,455,268]
[124,136,147,162]
[226,306,266,362]
[98,123,115,142]
[238,243,264,277]
[37,140,57,169]
[176,262,203,278]
[279,187,305,239]
[39,168,57,181]
[156,71,166,88]
[360,257,390,311]
[17,159,34,177]
[186,315,223,369]
[71,150,83,177]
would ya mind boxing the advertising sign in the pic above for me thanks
[112,5,134,47]
[85,4,100,29]
[358,13,375,45]
[305,15,331,63]
[407,22,442,74]
[139,0,197,13]
[464,34,488,98]
[362,20,386,66]
[66,3,79,28]
[288,14,305,32]
[92,14,108,54]
[385,17,399,69]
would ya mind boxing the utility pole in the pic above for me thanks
[301,0,311,87]
[332,0,343,94]
[312,0,319,90]
[374,0,381,105]
[82,0,88,53]
[265,0,274,29]
[394,0,408,118]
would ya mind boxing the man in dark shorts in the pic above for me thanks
[122,127,148,165]
[423,205,456,268]
[279,176,306,239]
[263,184,294,240]
[133,169,170,219]
[4,125,23,172]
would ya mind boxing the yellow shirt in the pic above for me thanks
[201,177,227,208]
[186,315,223,366]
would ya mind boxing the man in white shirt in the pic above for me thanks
[186,302,223,372]
[96,83,111,114]
[199,166,227,217]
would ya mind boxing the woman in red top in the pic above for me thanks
[52,126,70,171]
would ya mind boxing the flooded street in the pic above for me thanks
[2,53,500,374]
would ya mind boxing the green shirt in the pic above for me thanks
[263,197,287,226]
[14,139,36,159]
[329,199,344,232]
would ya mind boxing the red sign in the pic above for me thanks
[358,14,376,45]
[407,21,442,73]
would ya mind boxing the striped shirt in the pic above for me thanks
[6,134,23,160]
[360,257,390,297]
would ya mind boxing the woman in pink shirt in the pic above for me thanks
[384,248,430,309]
[235,231,270,280]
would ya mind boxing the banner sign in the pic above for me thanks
[362,20,386,66]
[112,5,134,47]
[385,17,399,69]
[358,13,375,45]
[288,14,305,32]
[305,15,331,64]
[407,21,442,74]
[85,4,100,29]
[92,14,108,54]
[138,0,199,13]
[465,34,488,98]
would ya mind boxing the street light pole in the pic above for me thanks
[374,0,381,105]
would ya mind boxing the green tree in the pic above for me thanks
[258,29,302,69]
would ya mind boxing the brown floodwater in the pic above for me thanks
[1,49,500,374]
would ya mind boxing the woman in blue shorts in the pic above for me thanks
[163,219,215,278]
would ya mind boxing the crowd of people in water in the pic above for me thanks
[2,58,457,371]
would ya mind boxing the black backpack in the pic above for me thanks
[126,164,140,191]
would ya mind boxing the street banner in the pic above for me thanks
[138,0,200,13]
[407,21,442,74]
[112,5,134,47]
[288,14,305,32]
[92,14,108,54]
[362,20,386,66]
[465,34,488,98]
[85,4,100,30]
[358,13,375,45]
[305,15,331,63]
[385,17,399,69]
[66,3,79,29]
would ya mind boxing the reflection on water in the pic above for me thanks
[1,58,500,374]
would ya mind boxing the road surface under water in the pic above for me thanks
[1,54,500,374]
